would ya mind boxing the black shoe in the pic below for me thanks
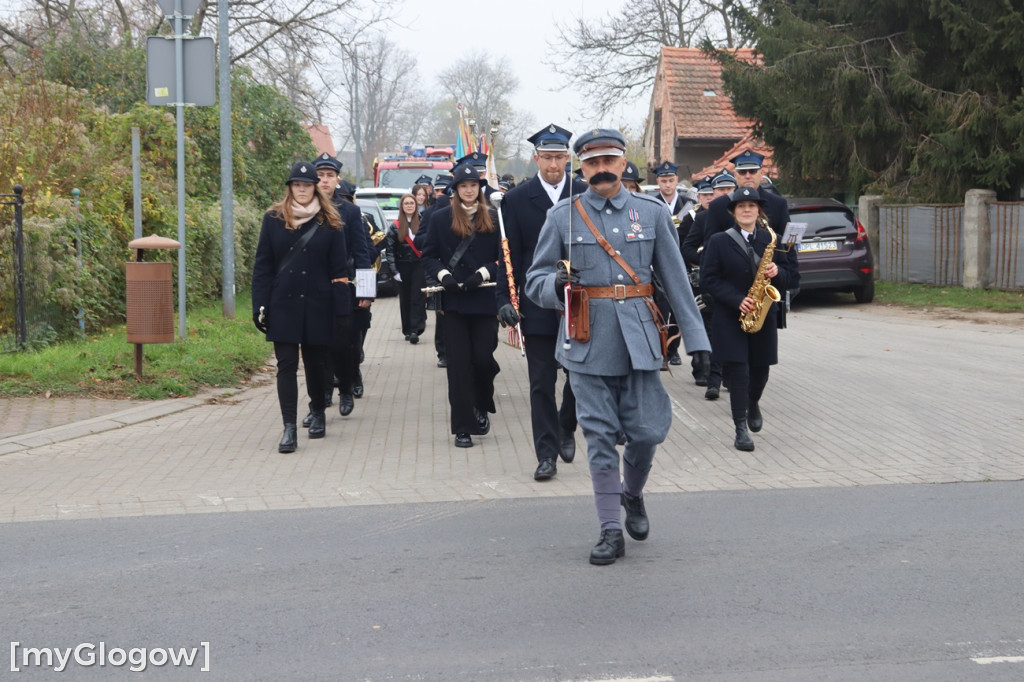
[734,419,755,451]
[621,491,649,541]
[668,351,682,366]
[437,358,447,368]
[705,385,720,400]
[339,393,354,416]
[404,333,411,341]
[534,458,557,480]
[660,360,669,372]
[694,374,708,387]
[472,410,490,436]
[323,391,333,408]
[589,529,625,566]
[748,401,763,432]
[278,424,297,453]
[409,332,419,345]
[308,411,326,438]
[301,412,314,428]
[558,428,576,463]
[353,383,364,399]
[455,432,473,448]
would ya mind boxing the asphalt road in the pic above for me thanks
[4,481,1023,681]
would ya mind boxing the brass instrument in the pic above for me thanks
[368,221,386,272]
[739,220,781,334]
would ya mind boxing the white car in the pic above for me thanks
[354,187,407,224]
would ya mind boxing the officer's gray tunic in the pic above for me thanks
[525,186,710,476]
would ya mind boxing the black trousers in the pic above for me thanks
[523,334,577,461]
[723,362,770,422]
[396,260,427,336]
[433,310,446,360]
[326,314,357,396]
[274,342,328,424]
[705,304,723,388]
[442,311,500,434]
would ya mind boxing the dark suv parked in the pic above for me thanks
[787,198,874,303]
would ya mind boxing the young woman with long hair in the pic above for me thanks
[420,161,501,448]
[251,161,351,453]
[385,193,427,343]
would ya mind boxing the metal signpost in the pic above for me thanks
[147,0,214,339]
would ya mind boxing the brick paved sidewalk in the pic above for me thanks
[0,297,1022,523]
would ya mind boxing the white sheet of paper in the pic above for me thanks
[781,222,808,246]
[355,269,377,298]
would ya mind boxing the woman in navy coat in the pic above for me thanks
[420,160,501,448]
[251,161,351,453]
[700,187,795,452]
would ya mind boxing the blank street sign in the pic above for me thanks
[146,36,216,107]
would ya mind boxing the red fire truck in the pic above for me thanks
[372,145,455,188]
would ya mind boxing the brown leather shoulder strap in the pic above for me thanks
[573,199,642,285]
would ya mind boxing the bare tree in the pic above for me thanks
[431,53,531,160]
[332,33,426,178]
[546,0,756,115]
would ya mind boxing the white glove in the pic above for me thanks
[393,272,402,282]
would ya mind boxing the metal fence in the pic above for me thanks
[878,204,964,286]
[989,202,1023,290]
[0,186,25,352]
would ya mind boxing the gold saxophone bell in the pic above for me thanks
[739,222,780,334]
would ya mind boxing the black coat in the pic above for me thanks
[681,209,709,268]
[420,206,500,316]
[700,225,796,366]
[251,212,350,345]
[333,190,373,279]
[496,174,588,335]
[703,190,800,292]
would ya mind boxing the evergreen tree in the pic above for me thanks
[713,0,1024,200]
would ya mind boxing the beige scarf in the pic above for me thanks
[288,196,321,230]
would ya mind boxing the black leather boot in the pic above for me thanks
[589,529,625,565]
[558,427,576,463]
[278,424,298,453]
[621,491,649,541]
[353,369,364,399]
[301,412,314,428]
[339,393,354,416]
[734,419,755,451]
[308,411,326,439]
[472,409,490,436]
[748,401,763,432]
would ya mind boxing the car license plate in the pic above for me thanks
[799,240,839,252]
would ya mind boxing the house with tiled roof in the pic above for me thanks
[644,46,759,183]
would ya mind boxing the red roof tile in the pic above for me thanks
[661,47,756,141]
[304,125,336,157]
[690,133,776,181]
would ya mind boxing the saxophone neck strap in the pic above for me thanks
[573,198,642,285]
[727,227,759,272]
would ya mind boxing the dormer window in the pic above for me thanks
[703,89,717,96]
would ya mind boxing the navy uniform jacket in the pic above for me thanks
[703,190,800,292]
[420,206,500,316]
[525,186,710,375]
[700,225,796,366]
[681,209,709,268]
[332,189,372,281]
[251,212,350,345]
[496,173,588,335]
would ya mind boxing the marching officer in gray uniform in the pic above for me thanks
[525,129,710,565]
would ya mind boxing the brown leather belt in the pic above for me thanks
[581,283,653,300]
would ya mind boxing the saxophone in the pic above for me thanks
[739,218,782,334]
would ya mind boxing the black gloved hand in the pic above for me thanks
[253,310,268,334]
[497,304,521,328]
[554,260,581,295]
[441,274,461,293]
[462,271,484,291]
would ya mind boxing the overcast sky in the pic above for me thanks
[341,0,650,152]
